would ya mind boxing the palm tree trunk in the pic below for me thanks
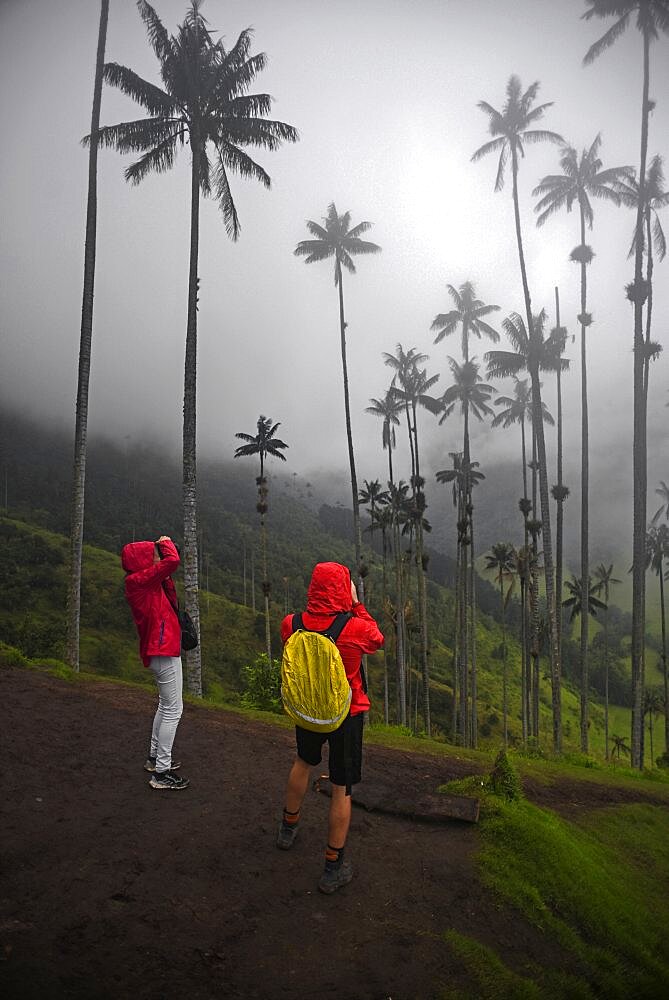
[511,146,561,751]
[393,514,406,726]
[66,0,109,672]
[631,32,651,770]
[579,208,590,754]
[412,408,431,737]
[554,286,565,662]
[336,268,363,594]
[452,539,460,743]
[659,565,668,756]
[469,503,478,748]
[182,135,203,697]
[500,576,508,747]
[643,207,653,400]
[604,600,610,761]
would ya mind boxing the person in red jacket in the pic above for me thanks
[276,562,384,894]
[121,535,189,791]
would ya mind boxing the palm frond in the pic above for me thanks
[470,136,505,162]
[103,62,176,116]
[124,132,181,183]
[583,12,631,64]
[212,158,240,239]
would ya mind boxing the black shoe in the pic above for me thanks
[318,860,353,894]
[276,822,299,850]
[149,770,189,790]
[144,756,181,773]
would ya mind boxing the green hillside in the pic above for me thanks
[2,407,665,762]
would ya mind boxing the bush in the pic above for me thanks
[656,752,669,770]
[490,749,523,801]
[240,653,282,713]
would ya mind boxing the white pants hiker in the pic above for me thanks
[149,656,183,773]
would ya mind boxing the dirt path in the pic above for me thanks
[0,665,652,999]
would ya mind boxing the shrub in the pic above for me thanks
[240,653,282,713]
[490,749,523,801]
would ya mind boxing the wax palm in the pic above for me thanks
[584,0,669,768]
[94,0,297,695]
[562,576,607,621]
[646,525,669,754]
[436,453,484,746]
[384,345,439,736]
[295,203,380,586]
[66,0,109,673]
[610,733,631,760]
[534,134,629,753]
[593,561,622,758]
[359,479,389,557]
[235,416,288,664]
[616,155,669,261]
[473,73,563,749]
[431,281,500,362]
[485,541,517,746]
[548,301,571,662]
[616,156,669,397]
[234,416,288,478]
[366,390,402,486]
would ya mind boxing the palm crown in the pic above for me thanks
[234,415,288,478]
[486,311,568,380]
[437,359,495,426]
[533,134,632,228]
[471,75,562,191]
[93,0,298,238]
[615,155,669,259]
[431,281,500,361]
[294,202,381,284]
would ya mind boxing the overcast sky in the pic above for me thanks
[1,0,668,562]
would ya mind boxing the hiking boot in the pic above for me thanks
[144,757,181,773]
[276,822,299,850]
[318,860,353,894]
[149,770,189,790]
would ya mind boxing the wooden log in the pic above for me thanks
[313,776,479,824]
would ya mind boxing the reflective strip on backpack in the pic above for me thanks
[281,687,351,729]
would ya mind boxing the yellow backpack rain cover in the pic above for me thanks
[280,613,352,733]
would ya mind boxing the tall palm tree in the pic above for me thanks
[94,0,297,695]
[534,133,629,753]
[583,0,669,768]
[436,359,494,748]
[563,574,607,744]
[384,347,439,736]
[359,478,389,569]
[66,0,110,673]
[593,562,622,759]
[473,74,563,750]
[548,290,571,663]
[645,525,669,756]
[644,686,664,764]
[615,155,669,396]
[436,454,484,746]
[485,542,517,746]
[492,376,554,731]
[486,310,566,749]
[295,204,381,592]
[431,280,500,362]
[234,415,288,664]
[366,390,402,487]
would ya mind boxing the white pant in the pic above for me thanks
[149,656,183,773]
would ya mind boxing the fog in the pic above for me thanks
[1,0,668,565]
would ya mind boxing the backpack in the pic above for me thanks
[280,612,353,733]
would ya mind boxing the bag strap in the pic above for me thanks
[291,611,352,644]
[323,611,353,644]
[162,579,179,613]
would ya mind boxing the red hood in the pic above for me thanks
[306,562,353,614]
[122,540,156,573]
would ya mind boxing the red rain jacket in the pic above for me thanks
[280,562,384,716]
[122,538,181,667]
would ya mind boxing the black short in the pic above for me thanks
[295,713,365,791]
